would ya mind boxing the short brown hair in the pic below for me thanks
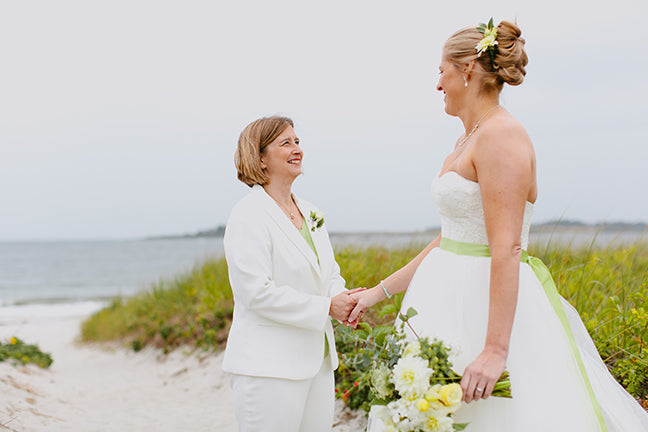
[444,20,528,93]
[234,116,294,187]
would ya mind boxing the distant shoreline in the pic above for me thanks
[148,220,648,240]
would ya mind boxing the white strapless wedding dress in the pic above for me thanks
[366,171,648,432]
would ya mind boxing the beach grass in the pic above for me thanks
[80,258,234,353]
[80,240,648,406]
[528,240,648,400]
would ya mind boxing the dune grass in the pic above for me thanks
[80,258,234,353]
[528,240,648,399]
[80,240,648,406]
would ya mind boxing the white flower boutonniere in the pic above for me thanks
[309,211,325,232]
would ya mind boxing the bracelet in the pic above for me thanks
[380,280,392,299]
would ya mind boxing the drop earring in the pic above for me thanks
[463,75,468,87]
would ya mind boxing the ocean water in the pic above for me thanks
[0,238,225,307]
[0,229,644,319]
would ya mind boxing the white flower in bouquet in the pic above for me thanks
[370,364,392,399]
[423,415,454,432]
[343,307,511,431]
[402,339,421,358]
[392,356,433,400]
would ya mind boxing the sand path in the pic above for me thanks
[0,305,366,431]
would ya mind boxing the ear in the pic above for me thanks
[464,60,476,78]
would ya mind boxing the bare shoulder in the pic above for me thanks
[473,114,534,165]
[478,115,530,148]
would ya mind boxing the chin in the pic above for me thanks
[443,104,458,117]
[289,168,303,179]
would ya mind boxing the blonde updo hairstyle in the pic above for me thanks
[444,20,528,93]
[235,116,294,187]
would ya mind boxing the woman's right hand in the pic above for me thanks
[347,286,385,323]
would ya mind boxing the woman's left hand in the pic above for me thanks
[460,346,507,403]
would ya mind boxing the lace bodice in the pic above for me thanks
[432,171,534,250]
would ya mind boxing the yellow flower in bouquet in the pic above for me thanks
[364,307,511,431]
[415,398,430,412]
[439,383,463,408]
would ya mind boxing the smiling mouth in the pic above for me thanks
[288,159,301,165]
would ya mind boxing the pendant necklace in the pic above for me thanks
[457,105,500,147]
[272,195,297,220]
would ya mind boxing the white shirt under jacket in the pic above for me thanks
[222,185,348,380]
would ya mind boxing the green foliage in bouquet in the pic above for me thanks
[335,305,511,421]
[0,337,53,368]
[336,307,511,431]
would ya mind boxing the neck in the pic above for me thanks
[460,95,500,134]
[263,178,295,206]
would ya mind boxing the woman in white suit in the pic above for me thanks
[223,115,359,432]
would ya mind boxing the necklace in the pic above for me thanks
[457,105,500,147]
[271,194,297,220]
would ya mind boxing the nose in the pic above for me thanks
[436,81,443,92]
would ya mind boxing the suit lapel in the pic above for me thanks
[253,186,323,280]
[294,196,330,275]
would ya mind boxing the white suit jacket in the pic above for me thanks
[222,185,348,380]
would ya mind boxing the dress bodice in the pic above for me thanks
[431,171,534,250]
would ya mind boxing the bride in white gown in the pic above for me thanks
[348,19,648,432]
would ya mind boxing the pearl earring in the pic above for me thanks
[463,76,468,87]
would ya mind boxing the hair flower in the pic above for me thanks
[476,18,498,66]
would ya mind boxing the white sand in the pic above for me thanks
[0,304,367,431]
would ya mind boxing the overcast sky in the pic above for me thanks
[1,0,646,240]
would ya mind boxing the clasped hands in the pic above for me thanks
[329,286,380,328]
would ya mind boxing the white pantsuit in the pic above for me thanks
[223,185,348,431]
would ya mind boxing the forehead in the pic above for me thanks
[439,53,451,68]
[268,125,297,146]
[277,125,296,139]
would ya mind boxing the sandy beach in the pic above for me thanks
[0,304,367,432]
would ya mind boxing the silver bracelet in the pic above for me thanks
[380,280,392,299]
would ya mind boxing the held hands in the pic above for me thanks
[329,288,366,328]
[347,285,385,325]
[330,284,388,328]
[460,346,508,403]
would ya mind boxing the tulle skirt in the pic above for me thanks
[366,248,648,432]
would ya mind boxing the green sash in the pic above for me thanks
[440,237,607,431]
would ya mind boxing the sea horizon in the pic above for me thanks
[0,226,645,313]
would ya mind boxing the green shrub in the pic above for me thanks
[80,257,233,353]
[79,240,648,407]
[531,241,648,400]
[333,240,648,409]
[0,337,53,368]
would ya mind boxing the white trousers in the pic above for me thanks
[230,359,335,432]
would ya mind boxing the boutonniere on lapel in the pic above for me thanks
[309,211,325,232]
